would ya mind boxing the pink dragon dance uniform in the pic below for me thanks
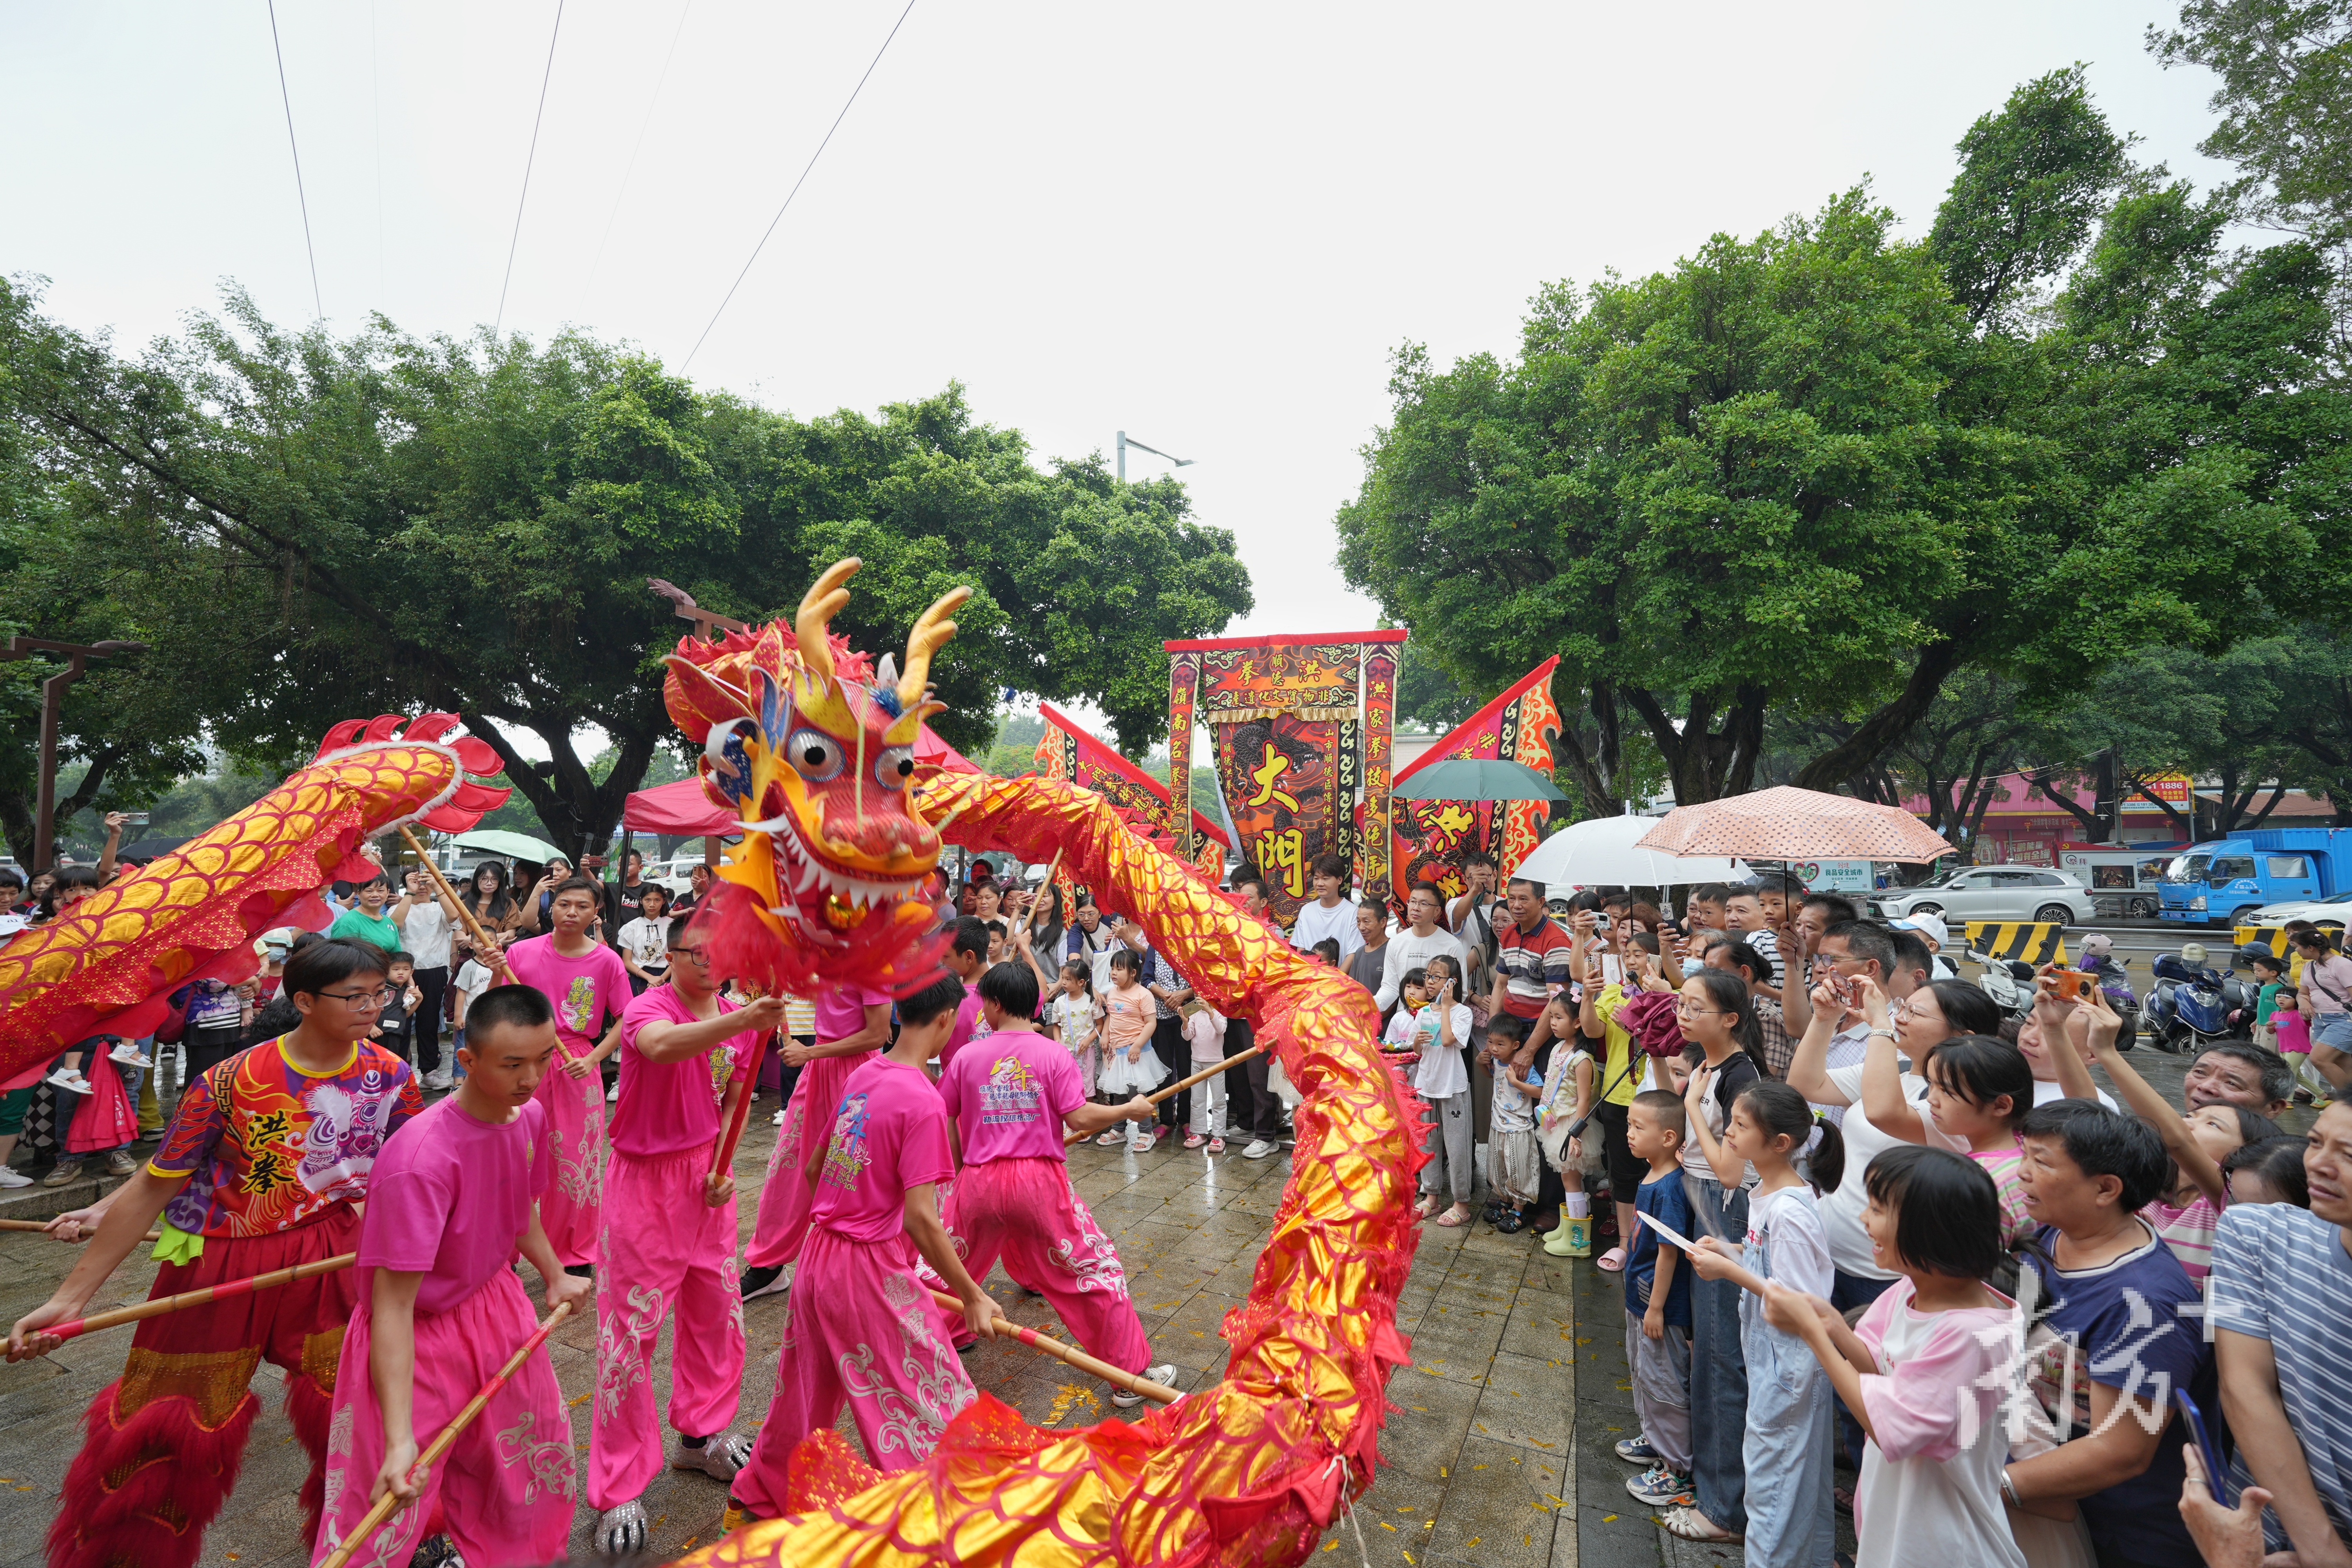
[733,1056,976,1513]
[504,934,631,1267]
[936,1028,1151,1373]
[309,1096,575,1568]
[588,983,757,1508]
[746,980,890,1271]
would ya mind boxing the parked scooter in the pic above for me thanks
[1974,956,2038,1024]
[2145,942,2261,1054]
[2076,934,2140,1052]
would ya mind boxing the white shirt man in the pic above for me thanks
[1375,883,1469,1011]
[1289,857,1364,959]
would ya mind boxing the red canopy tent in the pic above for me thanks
[622,726,984,837]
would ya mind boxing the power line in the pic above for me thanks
[681,0,918,371]
[265,0,323,321]
[587,0,694,288]
[495,0,567,338]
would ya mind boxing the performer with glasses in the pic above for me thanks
[7,939,426,1568]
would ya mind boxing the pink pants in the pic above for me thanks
[308,1269,575,1568]
[534,1061,606,1267]
[589,1142,746,1508]
[746,1049,872,1270]
[733,1227,976,1515]
[942,1156,1151,1373]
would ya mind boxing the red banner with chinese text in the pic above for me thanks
[1388,657,1563,906]
[1167,632,1408,925]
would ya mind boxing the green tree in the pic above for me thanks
[2151,0,2352,350]
[0,284,1250,860]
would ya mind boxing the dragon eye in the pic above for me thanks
[874,746,915,791]
[785,729,846,782]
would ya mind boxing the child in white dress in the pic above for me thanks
[1045,960,1105,1098]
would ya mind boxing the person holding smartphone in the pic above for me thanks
[1409,954,1479,1228]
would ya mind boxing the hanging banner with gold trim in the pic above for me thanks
[1031,702,1227,886]
[1166,631,1407,924]
[1389,656,1562,906]
[1166,651,1201,860]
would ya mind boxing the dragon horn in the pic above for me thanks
[795,559,862,680]
[898,586,973,709]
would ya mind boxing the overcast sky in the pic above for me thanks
[8,1,2231,654]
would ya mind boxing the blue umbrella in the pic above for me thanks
[1392,757,1566,802]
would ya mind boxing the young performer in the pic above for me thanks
[9,941,424,1568]
[937,960,1175,1405]
[308,985,591,1568]
[504,876,632,1273]
[726,973,1004,1522]
[590,922,786,1554]
[737,960,893,1301]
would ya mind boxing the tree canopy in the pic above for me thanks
[0,287,1250,861]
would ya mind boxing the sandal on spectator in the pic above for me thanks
[1434,1204,1473,1228]
[1596,1246,1627,1273]
[1660,1507,1740,1543]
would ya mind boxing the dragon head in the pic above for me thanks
[662,559,970,995]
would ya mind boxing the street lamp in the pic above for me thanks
[1116,431,1194,482]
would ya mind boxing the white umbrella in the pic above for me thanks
[1510,815,1747,889]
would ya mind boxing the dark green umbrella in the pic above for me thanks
[1392,757,1566,802]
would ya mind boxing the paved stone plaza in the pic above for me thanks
[0,1047,2239,1568]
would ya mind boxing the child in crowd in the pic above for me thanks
[1096,948,1163,1154]
[1045,960,1104,1103]
[1618,1089,1695,1508]
[1311,938,1341,966]
[2047,991,2279,1283]
[724,974,1004,1524]
[1685,1080,1841,1564]
[1184,1000,1228,1151]
[370,951,423,1062]
[2221,1135,2310,1206]
[1486,1014,1541,1230]
[1865,1031,2038,1247]
[309,986,589,1568]
[1409,954,1477,1228]
[1764,1145,2026,1568]
[1539,993,1597,1258]
[1381,967,1430,1061]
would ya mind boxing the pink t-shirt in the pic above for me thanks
[942,985,991,1071]
[612,985,759,1158]
[2147,1191,2224,1283]
[937,1028,1083,1165]
[815,981,890,1044]
[810,1057,954,1245]
[505,935,632,1053]
[358,1096,552,1316]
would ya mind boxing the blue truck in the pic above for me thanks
[2157,827,2352,927]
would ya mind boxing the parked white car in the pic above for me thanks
[1871,866,2095,928]
[2244,888,2352,927]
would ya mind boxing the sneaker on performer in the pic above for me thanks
[1626,1464,1694,1508]
[1241,1138,1278,1160]
[593,1498,650,1555]
[106,1042,146,1068]
[1112,1364,1178,1409]
[740,1263,790,1301]
[673,1428,753,1483]
[45,1067,92,1095]
[1614,1435,1662,1464]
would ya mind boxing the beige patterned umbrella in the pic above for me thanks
[1634,785,1956,865]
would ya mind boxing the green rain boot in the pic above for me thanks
[1544,1215,1592,1258]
